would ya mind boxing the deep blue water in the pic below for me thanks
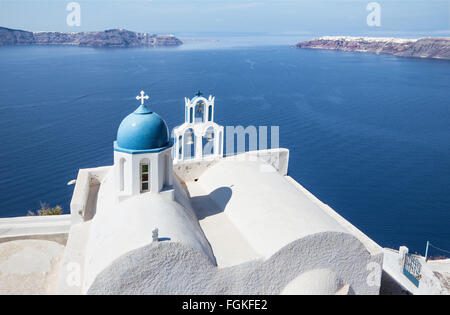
[0,44,449,255]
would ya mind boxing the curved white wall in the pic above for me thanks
[83,152,382,295]
[280,268,343,295]
[87,232,381,295]
[82,170,214,293]
[195,158,347,258]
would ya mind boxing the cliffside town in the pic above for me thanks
[296,36,450,60]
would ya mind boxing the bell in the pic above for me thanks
[196,102,203,114]
[206,129,214,142]
[186,131,194,145]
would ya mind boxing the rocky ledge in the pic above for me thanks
[0,27,183,48]
[295,36,450,60]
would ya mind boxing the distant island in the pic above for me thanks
[295,36,450,60]
[0,27,183,48]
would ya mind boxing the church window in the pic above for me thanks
[140,163,150,192]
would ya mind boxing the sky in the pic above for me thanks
[0,0,449,37]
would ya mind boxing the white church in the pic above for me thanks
[0,91,385,295]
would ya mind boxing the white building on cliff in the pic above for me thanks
[0,91,385,295]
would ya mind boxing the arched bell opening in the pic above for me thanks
[177,135,182,160]
[207,105,213,122]
[189,107,194,124]
[183,128,196,160]
[202,126,215,157]
[194,101,204,123]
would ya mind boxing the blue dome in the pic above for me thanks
[115,104,170,153]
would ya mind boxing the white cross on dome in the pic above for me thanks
[136,90,149,105]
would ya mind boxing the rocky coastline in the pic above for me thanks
[0,27,183,48]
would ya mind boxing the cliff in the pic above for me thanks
[0,27,183,48]
[295,36,450,60]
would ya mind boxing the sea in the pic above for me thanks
[0,34,449,255]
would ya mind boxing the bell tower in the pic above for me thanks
[173,91,224,163]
